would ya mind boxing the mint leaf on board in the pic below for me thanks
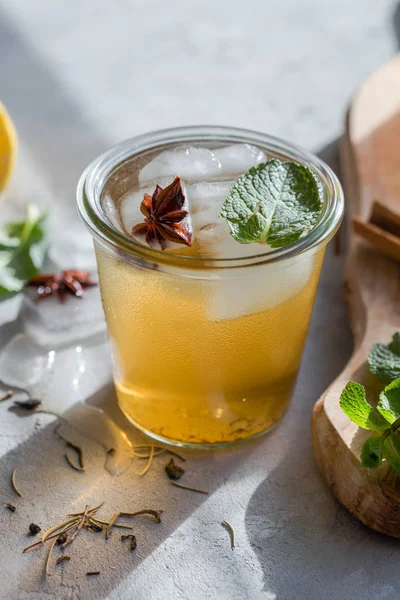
[368,333,400,384]
[383,433,400,476]
[361,434,385,468]
[377,378,400,425]
[220,159,322,248]
[0,204,48,296]
[339,381,388,432]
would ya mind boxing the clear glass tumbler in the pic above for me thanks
[77,126,343,448]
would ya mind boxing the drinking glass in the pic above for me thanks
[77,126,343,448]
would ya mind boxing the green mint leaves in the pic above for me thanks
[0,204,48,296]
[368,332,400,384]
[220,159,322,248]
[340,346,400,475]
[339,382,388,432]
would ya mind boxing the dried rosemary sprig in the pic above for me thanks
[13,399,42,410]
[65,452,85,473]
[11,468,22,497]
[0,390,14,402]
[221,520,235,550]
[22,501,162,576]
[171,481,209,495]
[56,426,85,470]
[132,445,185,462]
[138,445,155,477]
[105,509,163,538]
[45,538,57,575]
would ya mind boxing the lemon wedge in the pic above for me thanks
[0,101,17,193]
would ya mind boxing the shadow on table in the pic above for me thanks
[244,138,400,600]
[1,377,273,599]
[245,450,400,600]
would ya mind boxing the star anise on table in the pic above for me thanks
[27,270,97,301]
[132,176,192,250]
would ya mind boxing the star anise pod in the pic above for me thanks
[132,176,192,250]
[27,270,97,301]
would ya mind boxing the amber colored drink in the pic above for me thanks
[77,127,343,448]
[96,244,325,445]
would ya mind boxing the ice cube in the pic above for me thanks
[139,147,222,184]
[189,181,234,228]
[204,252,315,322]
[213,144,267,176]
[139,144,267,185]
[20,285,106,349]
[187,180,254,259]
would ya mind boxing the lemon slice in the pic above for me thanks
[0,101,17,193]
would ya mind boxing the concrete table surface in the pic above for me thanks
[0,1,399,598]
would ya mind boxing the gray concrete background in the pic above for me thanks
[0,1,399,598]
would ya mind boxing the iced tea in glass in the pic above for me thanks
[77,127,343,448]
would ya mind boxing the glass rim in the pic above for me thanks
[77,125,344,269]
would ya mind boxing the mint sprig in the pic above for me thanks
[340,376,400,474]
[0,204,48,296]
[368,332,400,384]
[339,381,388,432]
[220,159,322,248]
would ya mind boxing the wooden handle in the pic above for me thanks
[312,54,400,538]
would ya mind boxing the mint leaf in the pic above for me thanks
[383,433,400,476]
[361,434,385,468]
[368,333,400,384]
[339,381,388,432]
[0,204,48,296]
[377,378,400,424]
[220,159,322,248]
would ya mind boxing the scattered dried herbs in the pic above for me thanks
[221,520,235,550]
[138,445,155,477]
[87,523,103,533]
[171,481,209,495]
[86,571,100,576]
[121,534,137,551]
[105,509,163,538]
[56,532,68,546]
[29,523,41,535]
[56,426,85,471]
[166,449,186,462]
[45,538,57,575]
[11,468,22,497]
[13,398,42,410]
[56,555,71,565]
[0,390,14,402]
[23,502,161,577]
[65,452,85,473]
[165,458,185,480]
[6,503,16,512]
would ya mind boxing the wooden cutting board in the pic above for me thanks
[312,54,400,537]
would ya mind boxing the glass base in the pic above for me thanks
[119,404,285,450]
